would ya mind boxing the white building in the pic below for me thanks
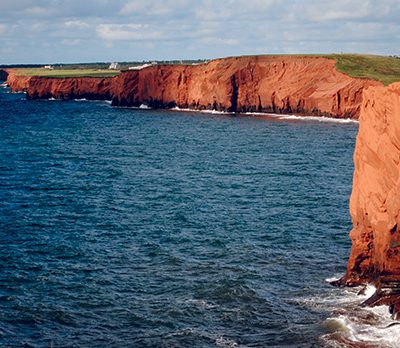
[109,62,120,70]
[44,65,54,70]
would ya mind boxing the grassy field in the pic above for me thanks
[228,53,400,85]
[14,68,120,78]
[325,54,400,86]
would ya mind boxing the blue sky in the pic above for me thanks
[0,0,399,64]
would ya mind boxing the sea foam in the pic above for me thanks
[318,284,399,347]
[245,112,359,124]
[171,106,234,115]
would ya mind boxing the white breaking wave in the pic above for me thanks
[171,107,357,123]
[316,283,400,348]
[200,109,233,115]
[73,98,112,104]
[171,106,233,115]
[182,298,217,310]
[244,112,359,124]
[278,114,358,124]
[323,307,400,347]
[325,275,342,283]
[215,336,239,347]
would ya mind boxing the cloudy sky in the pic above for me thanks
[0,0,399,64]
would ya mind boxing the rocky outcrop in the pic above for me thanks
[336,82,400,312]
[5,56,382,119]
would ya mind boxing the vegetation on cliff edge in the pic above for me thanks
[326,54,400,86]
[13,68,120,78]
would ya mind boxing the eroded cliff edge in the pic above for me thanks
[3,56,382,119]
[336,82,400,310]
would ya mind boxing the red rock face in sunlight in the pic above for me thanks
[338,82,400,310]
[6,70,113,100]
[5,56,381,119]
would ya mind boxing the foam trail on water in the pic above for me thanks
[278,114,358,124]
[172,108,358,122]
[200,109,233,115]
[172,106,234,115]
[73,98,112,104]
[325,275,342,283]
[245,112,358,124]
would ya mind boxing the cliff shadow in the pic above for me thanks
[0,69,8,82]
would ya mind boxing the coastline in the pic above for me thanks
[1,55,381,120]
[4,55,400,319]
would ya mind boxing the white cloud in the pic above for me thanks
[0,0,399,63]
[295,0,400,22]
[64,20,90,29]
[120,0,189,16]
[96,23,164,41]
[24,6,53,16]
[201,37,240,46]
[195,0,279,20]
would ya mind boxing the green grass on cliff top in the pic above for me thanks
[14,68,120,78]
[325,54,400,86]
[226,53,400,85]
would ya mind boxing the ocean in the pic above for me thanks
[0,86,396,347]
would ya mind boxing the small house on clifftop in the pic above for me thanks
[109,62,120,70]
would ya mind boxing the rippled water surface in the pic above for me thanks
[0,88,365,347]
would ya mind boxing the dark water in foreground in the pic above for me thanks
[1,88,386,347]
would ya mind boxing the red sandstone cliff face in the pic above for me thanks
[5,70,113,100]
[339,82,400,307]
[5,56,381,119]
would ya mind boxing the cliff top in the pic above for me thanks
[6,54,400,85]
[12,68,120,78]
[326,54,400,86]
[219,54,400,86]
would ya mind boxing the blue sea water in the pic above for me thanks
[0,87,366,347]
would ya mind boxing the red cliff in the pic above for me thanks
[337,82,400,312]
[4,56,381,119]
[5,70,113,100]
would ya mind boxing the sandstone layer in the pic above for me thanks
[3,56,382,119]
